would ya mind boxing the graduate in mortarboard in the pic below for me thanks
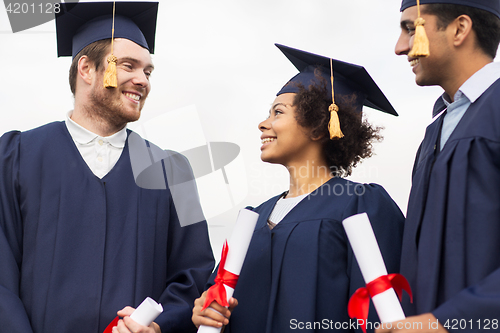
[0,2,214,333]
[377,1,500,332]
[191,44,404,333]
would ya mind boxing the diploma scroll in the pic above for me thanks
[130,297,163,327]
[197,208,259,333]
[342,213,411,332]
[103,297,163,333]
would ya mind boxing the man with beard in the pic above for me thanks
[377,0,500,332]
[0,2,214,333]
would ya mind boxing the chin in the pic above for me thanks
[122,109,142,122]
[260,153,276,164]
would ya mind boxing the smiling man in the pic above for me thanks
[376,1,500,332]
[0,2,214,333]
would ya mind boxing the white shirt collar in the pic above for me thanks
[65,111,127,148]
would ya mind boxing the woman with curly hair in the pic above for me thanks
[192,45,404,333]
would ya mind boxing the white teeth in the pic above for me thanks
[261,138,276,144]
[124,92,140,101]
[410,59,420,67]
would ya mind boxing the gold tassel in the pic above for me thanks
[328,103,344,139]
[408,0,429,58]
[103,54,118,88]
[103,1,117,88]
[328,58,343,139]
[408,17,430,58]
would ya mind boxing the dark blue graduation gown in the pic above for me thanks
[210,178,404,332]
[401,79,500,327]
[0,121,214,333]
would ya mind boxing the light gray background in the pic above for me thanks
[1,0,467,256]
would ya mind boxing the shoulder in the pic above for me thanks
[126,130,195,187]
[314,178,389,201]
[19,121,66,142]
[342,180,403,220]
[0,130,21,159]
[1,122,65,150]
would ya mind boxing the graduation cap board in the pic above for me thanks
[400,0,500,18]
[55,1,158,58]
[276,44,398,117]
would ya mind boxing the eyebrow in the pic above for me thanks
[271,102,289,110]
[400,19,415,29]
[119,57,155,70]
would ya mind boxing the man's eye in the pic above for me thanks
[406,25,415,34]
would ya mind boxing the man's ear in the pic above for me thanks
[452,14,473,47]
[77,55,94,85]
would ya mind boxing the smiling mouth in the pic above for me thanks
[123,92,141,101]
[262,137,276,144]
[410,59,420,67]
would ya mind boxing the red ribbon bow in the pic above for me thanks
[348,273,413,333]
[202,241,239,311]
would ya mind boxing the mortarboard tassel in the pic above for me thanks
[104,1,118,88]
[103,54,118,88]
[328,58,343,139]
[408,0,430,58]
[328,103,343,139]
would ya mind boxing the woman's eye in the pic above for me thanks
[274,109,283,115]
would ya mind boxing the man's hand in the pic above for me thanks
[112,306,161,333]
[375,313,448,333]
[192,290,238,329]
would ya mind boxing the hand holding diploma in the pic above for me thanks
[343,213,412,333]
[104,297,163,333]
[195,208,259,333]
[192,290,238,329]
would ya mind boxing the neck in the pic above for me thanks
[72,104,125,137]
[442,53,492,102]
[286,158,332,198]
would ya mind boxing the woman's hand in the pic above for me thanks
[192,290,238,328]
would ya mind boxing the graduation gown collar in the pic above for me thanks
[255,177,348,230]
[433,96,447,118]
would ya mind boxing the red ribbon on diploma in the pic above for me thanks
[202,241,239,310]
[103,316,119,333]
[348,273,413,333]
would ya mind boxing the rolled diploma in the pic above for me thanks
[130,297,163,327]
[342,212,405,323]
[198,208,259,333]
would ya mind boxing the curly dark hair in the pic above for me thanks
[422,4,500,59]
[292,71,382,177]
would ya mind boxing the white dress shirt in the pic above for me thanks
[440,62,500,150]
[65,111,127,178]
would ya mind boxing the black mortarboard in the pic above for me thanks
[55,2,158,58]
[276,44,398,116]
[401,0,500,18]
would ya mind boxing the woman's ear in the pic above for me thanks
[311,132,326,141]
